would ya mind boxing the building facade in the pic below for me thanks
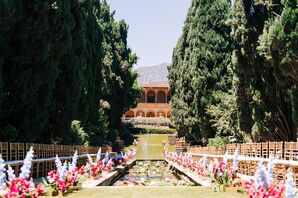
[124,84,171,118]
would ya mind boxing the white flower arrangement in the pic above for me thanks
[87,154,93,164]
[285,172,295,198]
[267,155,275,181]
[223,151,228,165]
[202,155,207,168]
[96,148,102,162]
[59,161,68,181]
[0,154,6,189]
[232,148,238,170]
[103,151,110,164]
[254,162,269,189]
[19,147,34,179]
[69,150,78,171]
[7,165,16,181]
[55,154,62,170]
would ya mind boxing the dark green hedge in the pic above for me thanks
[129,127,176,134]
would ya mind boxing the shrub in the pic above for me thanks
[124,117,171,127]
[87,109,109,146]
[70,120,89,145]
[207,135,229,147]
[130,127,176,134]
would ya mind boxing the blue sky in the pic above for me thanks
[106,0,191,67]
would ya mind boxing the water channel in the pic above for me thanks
[113,160,196,186]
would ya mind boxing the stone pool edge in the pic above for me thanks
[82,160,136,188]
[166,160,211,187]
[83,159,211,188]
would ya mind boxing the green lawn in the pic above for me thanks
[127,134,174,159]
[67,186,245,198]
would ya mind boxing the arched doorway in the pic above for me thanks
[125,111,135,118]
[136,111,145,117]
[146,112,155,117]
[157,111,166,118]
[157,91,166,103]
[147,91,156,103]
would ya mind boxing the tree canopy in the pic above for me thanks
[0,0,141,145]
[169,0,297,143]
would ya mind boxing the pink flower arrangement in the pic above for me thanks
[245,179,285,198]
[88,161,104,177]
[0,148,46,198]
[4,177,45,198]
[46,167,84,194]
[208,159,241,190]
[164,147,242,191]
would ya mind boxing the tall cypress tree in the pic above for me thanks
[0,0,141,145]
[231,0,297,141]
[0,1,59,142]
[257,0,298,140]
[169,0,232,142]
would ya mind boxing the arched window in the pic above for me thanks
[157,91,166,103]
[136,111,145,117]
[125,111,134,118]
[147,91,156,103]
[139,92,145,103]
[146,112,155,117]
[157,112,166,118]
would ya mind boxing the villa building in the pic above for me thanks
[124,63,171,118]
[124,84,171,118]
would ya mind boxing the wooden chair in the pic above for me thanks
[54,145,59,157]
[274,163,287,181]
[44,144,51,158]
[10,164,20,177]
[240,143,251,157]
[226,144,236,155]
[0,142,8,161]
[248,161,258,176]
[251,143,262,158]
[9,143,18,161]
[268,142,276,157]
[261,142,268,158]
[38,161,45,178]
[275,142,283,159]
[291,165,298,187]
[31,161,39,178]
[284,142,298,161]
[18,143,25,160]
[46,160,54,174]
[238,160,247,175]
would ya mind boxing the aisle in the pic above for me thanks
[128,134,173,159]
[67,186,245,198]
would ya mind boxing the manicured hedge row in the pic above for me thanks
[129,127,176,134]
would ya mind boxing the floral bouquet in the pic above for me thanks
[122,149,137,164]
[85,150,104,179]
[208,150,241,191]
[0,147,45,198]
[196,155,208,177]
[245,157,296,198]
[46,151,84,195]
[88,161,104,178]
[245,178,285,198]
